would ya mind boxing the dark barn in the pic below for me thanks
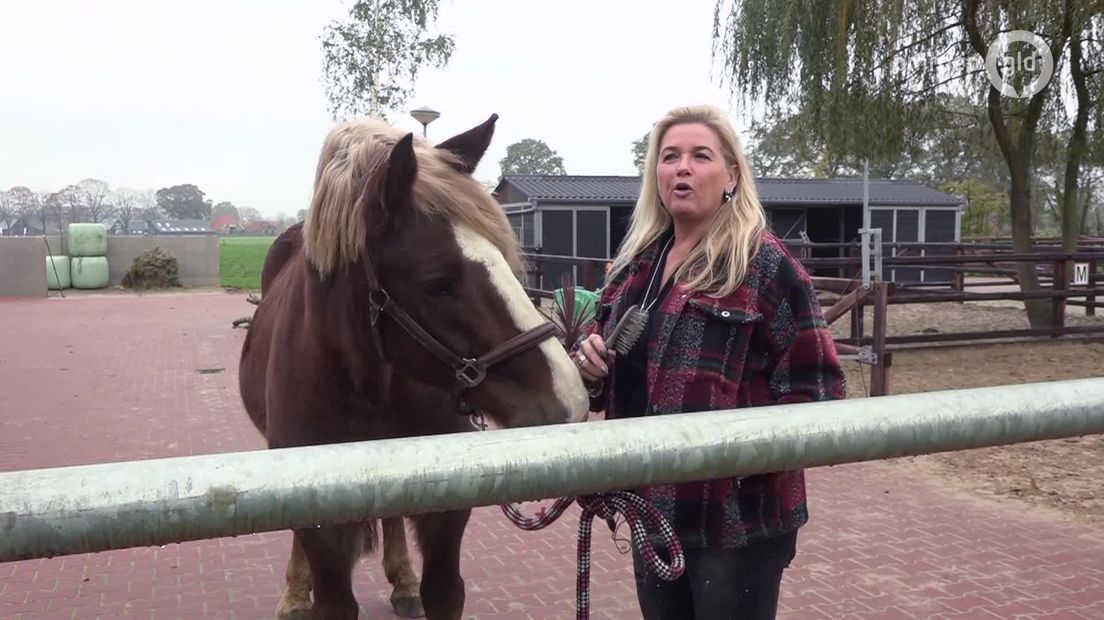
[494,175,965,288]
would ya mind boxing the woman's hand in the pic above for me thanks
[575,333,611,383]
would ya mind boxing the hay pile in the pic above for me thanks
[122,247,182,289]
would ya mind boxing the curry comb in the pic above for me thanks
[604,304,648,358]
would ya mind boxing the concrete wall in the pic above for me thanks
[1,235,219,292]
[0,238,47,297]
[44,235,67,256]
[107,236,219,287]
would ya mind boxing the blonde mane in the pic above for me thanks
[303,118,521,276]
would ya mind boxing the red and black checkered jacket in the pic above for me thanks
[577,230,846,549]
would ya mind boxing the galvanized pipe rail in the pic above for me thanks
[2,379,1104,563]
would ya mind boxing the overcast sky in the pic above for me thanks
[0,1,750,218]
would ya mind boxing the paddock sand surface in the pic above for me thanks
[832,299,1104,531]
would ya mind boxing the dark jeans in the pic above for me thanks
[632,531,798,620]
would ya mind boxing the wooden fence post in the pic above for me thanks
[1052,260,1068,336]
[952,244,965,300]
[1087,260,1097,317]
[850,303,864,346]
[870,281,891,397]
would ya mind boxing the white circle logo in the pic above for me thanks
[985,30,1054,98]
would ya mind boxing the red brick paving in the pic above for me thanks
[1,291,1102,619]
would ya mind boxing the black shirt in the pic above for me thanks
[613,231,676,418]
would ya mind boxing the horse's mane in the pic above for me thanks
[303,117,522,277]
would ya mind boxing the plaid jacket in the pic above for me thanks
[577,231,846,549]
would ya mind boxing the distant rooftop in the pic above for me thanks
[152,220,210,233]
[497,175,964,207]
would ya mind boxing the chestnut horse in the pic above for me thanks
[238,115,589,619]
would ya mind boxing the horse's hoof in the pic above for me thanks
[390,595,425,618]
[275,600,312,620]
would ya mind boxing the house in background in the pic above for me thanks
[106,219,214,235]
[493,174,966,286]
[2,214,56,236]
[242,220,279,236]
[210,214,242,234]
[106,219,152,235]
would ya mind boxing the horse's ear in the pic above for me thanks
[365,132,417,238]
[383,132,418,210]
[435,113,498,174]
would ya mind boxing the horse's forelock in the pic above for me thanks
[411,161,524,275]
[304,118,521,277]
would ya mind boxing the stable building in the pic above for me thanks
[494,174,965,286]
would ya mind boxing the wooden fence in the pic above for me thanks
[521,240,1104,353]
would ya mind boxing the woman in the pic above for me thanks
[573,105,846,619]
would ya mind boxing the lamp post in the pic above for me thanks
[410,105,440,138]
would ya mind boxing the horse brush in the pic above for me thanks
[603,304,648,358]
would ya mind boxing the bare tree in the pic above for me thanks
[8,186,44,225]
[53,185,84,224]
[113,188,143,232]
[238,207,263,224]
[136,189,160,221]
[77,178,114,223]
[43,191,69,231]
[0,190,13,225]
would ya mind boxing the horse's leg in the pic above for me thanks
[382,516,424,617]
[410,510,470,620]
[294,523,366,620]
[275,534,313,620]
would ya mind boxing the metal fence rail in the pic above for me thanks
[3,378,1104,563]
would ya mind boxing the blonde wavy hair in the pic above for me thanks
[608,105,767,298]
[303,117,522,277]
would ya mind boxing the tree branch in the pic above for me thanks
[1017,0,1072,165]
[864,20,966,74]
[963,0,1017,166]
[900,67,987,99]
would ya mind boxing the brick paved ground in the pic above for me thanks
[1,291,1102,619]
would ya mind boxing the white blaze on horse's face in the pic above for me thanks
[452,224,590,423]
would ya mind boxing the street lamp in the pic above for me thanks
[410,105,440,138]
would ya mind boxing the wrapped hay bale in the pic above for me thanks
[71,256,110,289]
[122,246,182,290]
[47,255,71,290]
[67,223,108,257]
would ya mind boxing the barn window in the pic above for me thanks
[770,208,806,239]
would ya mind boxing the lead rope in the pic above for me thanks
[501,492,685,620]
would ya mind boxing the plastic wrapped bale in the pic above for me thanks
[71,256,110,289]
[122,247,182,290]
[46,255,71,290]
[67,223,108,257]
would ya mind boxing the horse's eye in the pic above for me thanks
[424,279,456,297]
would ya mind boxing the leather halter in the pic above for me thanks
[363,255,558,397]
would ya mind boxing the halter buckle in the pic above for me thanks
[455,358,486,388]
[368,289,389,326]
[469,412,488,431]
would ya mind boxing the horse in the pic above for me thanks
[238,114,590,619]
[244,223,428,619]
